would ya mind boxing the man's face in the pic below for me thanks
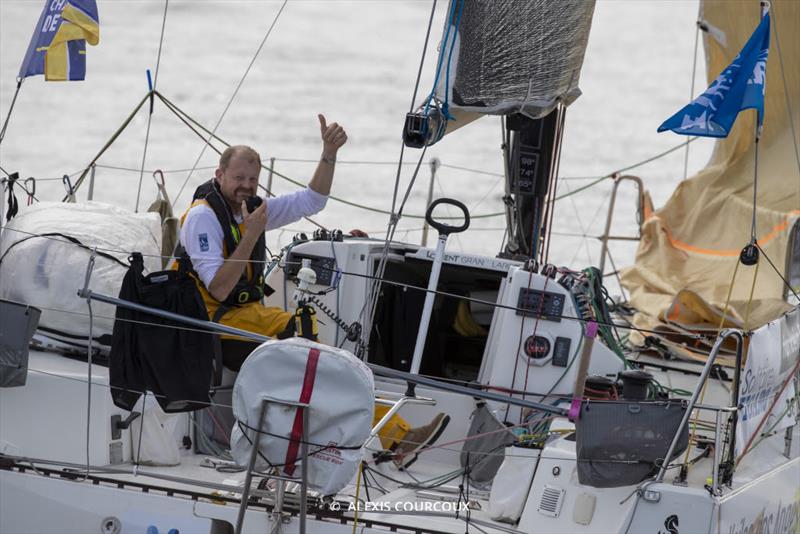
[215,153,260,211]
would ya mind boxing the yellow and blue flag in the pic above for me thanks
[658,12,770,137]
[18,0,100,82]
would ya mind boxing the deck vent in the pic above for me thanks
[538,485,565,517]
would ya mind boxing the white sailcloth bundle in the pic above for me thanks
[231,338,374,496]
[0,202,162,349]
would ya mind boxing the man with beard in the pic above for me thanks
[178,115,345,340]
[177,115,450,468]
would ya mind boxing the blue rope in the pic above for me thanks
[441,0,465,120]
[423,0,460,114]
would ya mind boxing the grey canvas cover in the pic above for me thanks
[576,400,688,488]
[460,402,516,484]
[0,299,41,387]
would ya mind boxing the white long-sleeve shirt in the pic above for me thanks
[180,187,327,286]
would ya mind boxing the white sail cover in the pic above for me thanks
[231,338,374,496]
[436,0,595,118]
[0,202,162,348]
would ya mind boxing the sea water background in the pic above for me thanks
[0,0,715,296]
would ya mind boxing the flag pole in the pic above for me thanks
[749,1,770,248]
[0,79,23,146]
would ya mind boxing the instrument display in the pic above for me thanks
[515,288,565,322]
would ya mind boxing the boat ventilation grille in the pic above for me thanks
[538,485,565,518]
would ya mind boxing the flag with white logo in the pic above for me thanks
[18,0,100,81]
[658,12,770,137]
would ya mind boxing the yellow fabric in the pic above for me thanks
[178,202,411,442]
[215,303,292,339]
[45,3,100,81]
[147,196,178,270]
[453,300,488,337]
[621,0,800,342]
[373,403,410,451]
[177,199,291,338]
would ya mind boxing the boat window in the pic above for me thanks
[788,219,800,304]
[368,257,502,382]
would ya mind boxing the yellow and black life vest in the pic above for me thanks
[178,179,269,307]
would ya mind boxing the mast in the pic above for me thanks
[500,108,565,262]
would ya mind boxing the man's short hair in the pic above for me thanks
[219,145,262,171]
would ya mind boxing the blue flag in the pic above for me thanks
[658,13,770,137]
[18,0,100,82]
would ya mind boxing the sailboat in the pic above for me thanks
[1,0,798,533]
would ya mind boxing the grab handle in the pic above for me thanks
[425,198,470,236]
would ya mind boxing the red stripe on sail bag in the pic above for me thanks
[284,348,320,476]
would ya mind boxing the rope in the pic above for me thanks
[353,2,442,352]
[751,136,760,243]
[134,0,170,212]
[154,92,327,230]
[172,0,289,207]
[352,462,363,534]
[681,258,740,470]
[0,227,708,341]
[27,90,688,225]
[441,0,465,120]
[682,17,702,182]
[755,242,799,300]
[363,146,430,355]
[543,103,567,264]
[408,0,438,113]
[743,260,760,330]
[0,79,23,146]
[63,93,152,200]
[83,296,95,481]
[772,6,800,182]
[736,355,800,465]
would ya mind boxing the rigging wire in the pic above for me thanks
[771,4,800,179]
[0,79,23,146]
[0,228,716,341]
[362,0,442,354]
[62,93,152,200]
[172,0,289,208]
[134,0,170,213]
[408,0,438,114]
[21,95,694,224]
[82,295,95,482]
[756,242,800,300]
[681,14,702,182]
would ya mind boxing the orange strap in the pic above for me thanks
[656,210,800,257]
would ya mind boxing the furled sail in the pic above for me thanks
[436,0,595,118]
[621,0,800,342]
[405,0,595,145]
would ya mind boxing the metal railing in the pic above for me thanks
[598,174,645,277]
[655,329,744,491]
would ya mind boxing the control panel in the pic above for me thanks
[284,252,337,287]
[516,288,565,322]
[552,337,571,367]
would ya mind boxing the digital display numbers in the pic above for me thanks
[516,288,565,322]
[514,147,539,195]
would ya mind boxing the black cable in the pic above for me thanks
[135,0,170,216]
[755,241,799,300]
[236,419,362,451]
[0,79,23,145]
[284,259,706,340]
